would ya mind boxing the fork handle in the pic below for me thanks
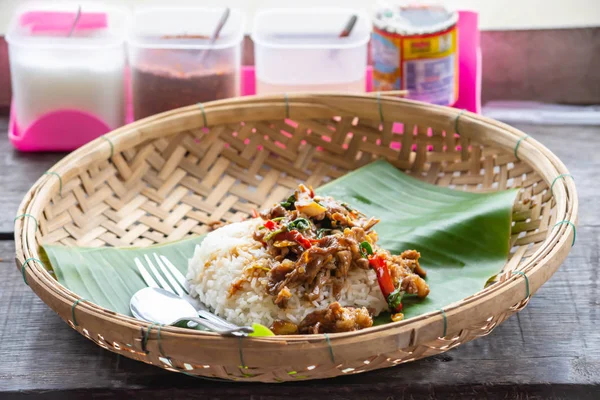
[172,317,254,336]
[197,309,239,329]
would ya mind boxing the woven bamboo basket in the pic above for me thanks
[14,93,578,382]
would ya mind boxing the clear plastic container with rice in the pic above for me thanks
[252,9,370,95]
[6,2,127,134]
[129,7,244,120]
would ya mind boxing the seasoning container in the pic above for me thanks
[251,9,370,95]
[372,2,459,106]
[6,2,128,151]
[129,7,244,120]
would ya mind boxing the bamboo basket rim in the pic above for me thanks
[13,93,578,379]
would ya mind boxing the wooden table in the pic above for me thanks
[1,116,598,399]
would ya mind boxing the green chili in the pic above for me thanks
[264,228,285,241]
[359,241,373,258]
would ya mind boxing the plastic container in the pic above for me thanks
[128,7,245,121]
[251,9,370,95]
[7,1,128,152]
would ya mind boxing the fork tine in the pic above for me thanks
[135,257,159,288]
[144,254,175,294]
[153,253,185,297]
[159,255,189,294]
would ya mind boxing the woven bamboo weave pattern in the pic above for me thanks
[14,94,577,382]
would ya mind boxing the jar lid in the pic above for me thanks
[374,4,458,35]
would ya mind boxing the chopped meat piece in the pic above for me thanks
[399,274,430,298]
[268,260,295,291]
[298,302,373,334]
[271,320,299,335]
[335,250,352,277]
[274,286,292,308]
[401,249,420,260]
[355,257,369,269]
[306,271,329,301]
[261,204,287,220]
[398,249,426,277]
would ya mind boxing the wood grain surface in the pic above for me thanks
[0,117,65,233]
[1,118,599,399]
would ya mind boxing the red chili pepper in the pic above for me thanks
[309,187,315,198]
[264,220,276,230]
[277,230,312,249]
[368,253,402,312]
[369,254,395,296]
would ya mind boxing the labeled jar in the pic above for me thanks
[372,3,459,106]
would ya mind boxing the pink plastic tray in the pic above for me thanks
[9,11,479,152]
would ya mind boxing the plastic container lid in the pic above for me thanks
[128,7,245,50]
[251,8,371,50]
[6,1,128,49]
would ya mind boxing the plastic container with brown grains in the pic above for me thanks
[128,7,244,120]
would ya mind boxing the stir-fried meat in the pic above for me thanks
[261,204,287,220]
[398,249,427,277]
[271,320,299,335]
[386,251,429,298]
[274,286,292,308]
[355,257,369,269]
[268,259,295,284]
[298,302,373,334]
[244,183,431,334]
[401,275,430,298]
[306,270,331,301]
[336,250,352,277]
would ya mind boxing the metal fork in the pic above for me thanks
[135,253,253,335]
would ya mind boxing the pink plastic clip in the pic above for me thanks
[20,11,107,34]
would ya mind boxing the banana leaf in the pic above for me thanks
[42,235,204,316]
[318,160,518,321]
[43,160,517,324]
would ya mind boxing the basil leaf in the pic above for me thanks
[287,218,311,231]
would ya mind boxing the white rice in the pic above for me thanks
[186,218,388,327]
